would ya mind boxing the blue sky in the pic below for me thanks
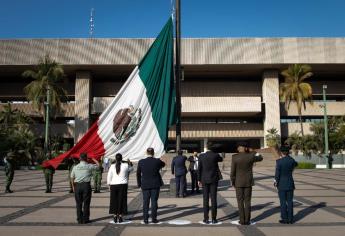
[0,0,345,38]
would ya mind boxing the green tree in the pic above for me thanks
[0,104,37,165]
[280,64,313,136]
[310,117,345,159]
[265,128,281,148]
[286,117,345,163]
[285,132,302,156]
[22,55,67,117]
[22,55,67,158]
[0,103,30,131]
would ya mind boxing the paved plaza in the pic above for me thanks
[0,167,344,236]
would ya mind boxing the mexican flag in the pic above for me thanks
[43,18,176,168]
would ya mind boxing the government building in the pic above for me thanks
[1,38,345,153]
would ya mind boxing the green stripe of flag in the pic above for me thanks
[138,17,176,147]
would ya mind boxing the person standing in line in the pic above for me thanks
[171,150,187,198]
[137,147,165,224]
[67,157,79,193]
[93,156,104,193]
[188,151,200,194]
[43,165,55,193]
[107,153,133,223]
[275,146,298,224]
[198,142,223,224]
[70,153,100,224]
[230,143,263,225]
[3,152,15,193]
[103,156,110,172]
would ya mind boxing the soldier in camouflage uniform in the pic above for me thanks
[43,165,55,193]
[4,152,15,193]
[93,156,104,193]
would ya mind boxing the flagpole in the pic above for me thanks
[175,0,182,152]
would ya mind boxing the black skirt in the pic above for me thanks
[109,184,128,215]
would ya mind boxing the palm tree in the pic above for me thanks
[22,55,67,116]
[22,55,67,158]
[280,64,313,136]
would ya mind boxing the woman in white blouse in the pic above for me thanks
[107,153,133,223]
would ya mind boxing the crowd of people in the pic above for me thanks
[2,142,298,226]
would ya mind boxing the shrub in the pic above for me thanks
[296,162,316,169]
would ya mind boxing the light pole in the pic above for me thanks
[322,84,329,168]
[44,85,51,160]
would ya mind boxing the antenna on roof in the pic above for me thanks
[89,8,95,38]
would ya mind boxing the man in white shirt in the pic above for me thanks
[188,152,200,194]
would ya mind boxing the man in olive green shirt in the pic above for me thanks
[70,153,100,224]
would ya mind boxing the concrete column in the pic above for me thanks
[74,71,92,143]
[203,138,208,152]
[262,70,281,147]
[260,137,265,149]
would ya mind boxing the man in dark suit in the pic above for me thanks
[230,143,263,225]
[137,147,165,224]
[275,145,298,224]
[188,152,200,194]
[172,150,187,198]
[198,142,223,224]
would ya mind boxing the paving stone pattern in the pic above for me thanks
[0,167,344,236]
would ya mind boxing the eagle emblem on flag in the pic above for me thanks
[110,105,142,145]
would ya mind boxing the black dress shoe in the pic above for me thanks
[113,216,118,223]
[83,220,91,224]
[118,217,123,223]
[211,219,218,224]
[203,219,209,224]
[288,220,294,224]
[279,219,288,224]
[144,220,149,224]
[151,219,160,224]
[239,221,246,225]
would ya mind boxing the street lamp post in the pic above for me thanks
[44,85,51,160]
[322,84,329,168]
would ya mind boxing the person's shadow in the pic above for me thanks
[218,202,275,222]
[251,201,326,223]
[294,202,326,222]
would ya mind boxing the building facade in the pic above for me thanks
[1,38,345,152]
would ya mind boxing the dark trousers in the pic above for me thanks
[5,170,14,190]
[175,174,186,196]
[74,182,92,223]
[235,187,252,224]
[202,182,218,220]
[142,188,160,221]
[109,184,128,215]
[190,170,199,192]
[278,190,294,222]
[44,173,53,192]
